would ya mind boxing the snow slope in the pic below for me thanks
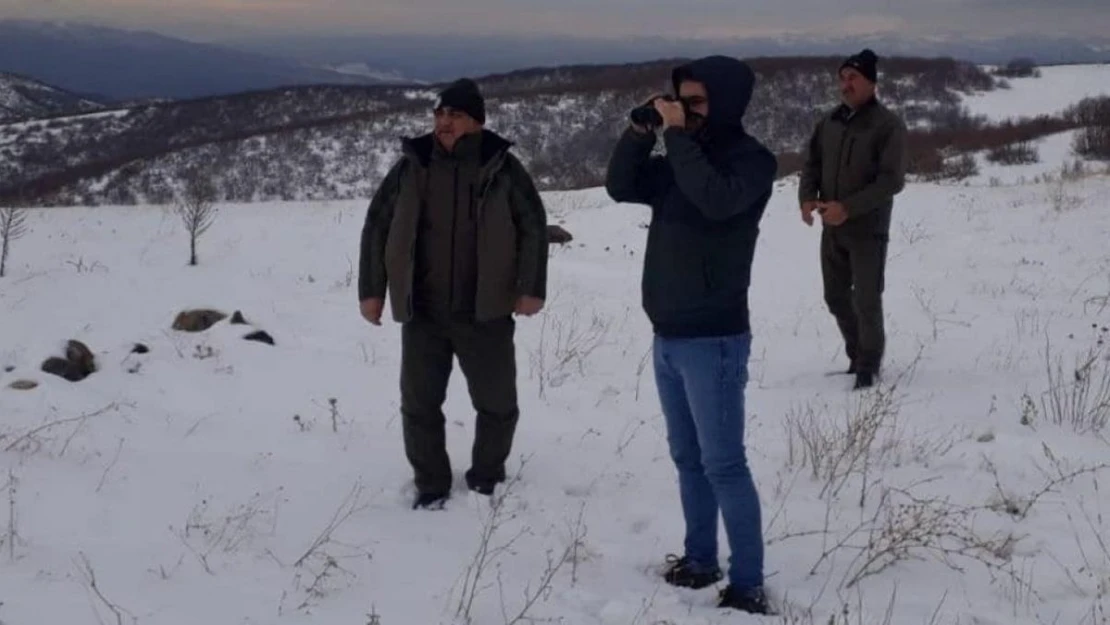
[0,72,103,123]
[961,63,1110,122]
[1,159,1109,624]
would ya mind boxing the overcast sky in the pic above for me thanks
[3,0,1105,41]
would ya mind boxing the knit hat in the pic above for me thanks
[840,49,879,83]
[434,78,485,124]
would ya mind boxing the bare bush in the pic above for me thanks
[984,447,1110,520]
[76,551,138,625]
[289,480,373,612]
[1,402,125,457]
[1074,125,1110,160]
[2,468,19,562]
[776,585,952,625]
[173,169,218,266]
[529,307,612,399]
[784,389,901,505]
[806,486,1018,590]
[986,141,1039,165]
[994,58,1040,79]
[451,458,585,625]
[1038,329,1110,434]
[171,489,283,575]
[0,203,29,278]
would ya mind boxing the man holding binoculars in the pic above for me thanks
[605,55,776,615]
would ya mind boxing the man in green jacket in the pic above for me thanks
[799,49,908,390]
[358,78,549,509]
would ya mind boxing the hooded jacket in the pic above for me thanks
[605,56,777,338]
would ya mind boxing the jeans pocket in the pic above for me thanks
[719,334,751,386]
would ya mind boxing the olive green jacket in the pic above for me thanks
[359,129,548,323]
[799,97,908,236]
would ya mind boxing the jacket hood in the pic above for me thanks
[671,55,755,132]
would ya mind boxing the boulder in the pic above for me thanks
[547,225,573,244]
[230,310,248,325]
[243,330,275,345]
[65,339,96,373]
[8,379,37,391]
[172,309,227,332]
[131,343,150,354]
[41,339,97,382]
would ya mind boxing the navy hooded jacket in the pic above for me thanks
[605,55,777,338]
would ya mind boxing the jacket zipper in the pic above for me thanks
[449,161,458,313]
[832,128,848,200]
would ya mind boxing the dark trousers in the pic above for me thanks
[400,314,519,495]
[821,228,888,374]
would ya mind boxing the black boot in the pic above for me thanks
[718,585,771,614]
[661,554,722,589]
[853,371,874,390]
[465,468,504,496]
[412,491,449,510]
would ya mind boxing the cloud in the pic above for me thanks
[2,0,1105,39]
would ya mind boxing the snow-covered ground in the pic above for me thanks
[961,63,1110,122]
[1,162,1109,624]
[1,63,1109,625]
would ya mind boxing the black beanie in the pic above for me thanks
[435,78,485,124]
[840,49,879,83]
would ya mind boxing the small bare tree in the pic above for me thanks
[0,204,29,278]
[174,170,218,266]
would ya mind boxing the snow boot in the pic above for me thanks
[718,585,771,614]
[661,554,722,589]
[412,491,449,510]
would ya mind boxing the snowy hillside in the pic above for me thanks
[0,72,103,123]
[1,119,1109,623]
[0,55,1001,205]
[963,63,1110,122]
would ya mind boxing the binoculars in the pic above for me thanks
[629,95,687,128]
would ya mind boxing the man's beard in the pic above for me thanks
[685,113,708,139]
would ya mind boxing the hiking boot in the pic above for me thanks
[661,554,722,589]
[465,469,503,496]
[718,585,771,614]
[412,491,449,510]
[853,371,874,390]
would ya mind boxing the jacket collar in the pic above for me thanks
[401,128,514,175]
[832,95,880,123]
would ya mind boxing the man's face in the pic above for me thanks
[838,67,875,109]
[434,106,481,151]
[678,80,709,133]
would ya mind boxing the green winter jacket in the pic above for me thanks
[359,129,548,323]
[798,97,908,236]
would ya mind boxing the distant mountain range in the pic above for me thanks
[0,20,419,102]
[1,19,1107,102]
[230,31,1110,83]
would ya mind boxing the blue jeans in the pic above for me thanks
[653,332,764,591]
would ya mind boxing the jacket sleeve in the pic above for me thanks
[661,127,777,221]
[506,154,549,300]
[842,115,908,218]
[605,127,666,205]
[358,159,405,301]
[798,118,824,204]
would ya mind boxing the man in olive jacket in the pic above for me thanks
[358,78,549,510]
[799,49,908,390]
